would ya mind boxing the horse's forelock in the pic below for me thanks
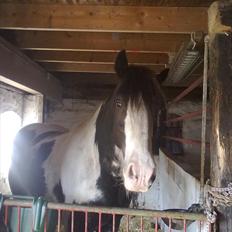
[117,65,155,112]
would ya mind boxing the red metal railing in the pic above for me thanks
[1,197,210,232]
[168,77,203,105]
[164,75,209,149]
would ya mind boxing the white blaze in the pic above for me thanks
[123,99,155,192]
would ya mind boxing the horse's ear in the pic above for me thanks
[114,50,128,79]
[156,68,169,84]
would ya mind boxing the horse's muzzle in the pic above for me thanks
[123,162,156,192]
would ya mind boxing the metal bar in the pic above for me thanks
[44,212,47,232]
[140,216,143,232]
[164,109,203,123]
[163,136,210,147]
[168,77,203,105]
[4,205,8,225]
[17,206,21,232]
[155,217,158,232]
[98,212,102,232]
[200,35,209,204]
[71,211,74,232]
[127,215,129,232]
[48,203,208,221]
[4,199,32,208]
[208,223,212,232]
[57,209,61,232]
[3,198,208,221]
[168,218,172,232]
[112,214,115,232]
[85,211,88,232]
[183,219,187,232]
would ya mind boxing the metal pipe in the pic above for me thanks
[98,212,102,232]
[163,136,210,147]
[140,216,143,232]
[168,77,203,105]
[57,209,61,232]
[164,109,203,123]
[183,219,187,232]
[155,217,158,232]
[17,206,21,232]
[44,212,47,232]
[71,211,74,232]
[4,206,8,225]
[168,218,172,232]
[112,214,115,232]
[85,211,88,232]
[3,198,208,221]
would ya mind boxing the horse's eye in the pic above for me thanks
[116,99,122,108]
[119,122,124,129]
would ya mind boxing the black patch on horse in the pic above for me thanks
[33,131,66,144]
[30,141,55,196]
[53,180,65,202]
[9,141,55,197]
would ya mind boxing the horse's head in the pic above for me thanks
[96,50,165,193]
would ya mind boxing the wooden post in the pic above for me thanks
[209,1,232,231]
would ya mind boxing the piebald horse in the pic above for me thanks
[8,50,166,231]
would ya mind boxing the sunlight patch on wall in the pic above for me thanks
[0,111,21,178]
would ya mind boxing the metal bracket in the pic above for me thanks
[32,197,47,232]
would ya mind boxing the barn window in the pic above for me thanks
[0,111,21,178]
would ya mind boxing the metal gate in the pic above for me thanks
[0,195,210,232]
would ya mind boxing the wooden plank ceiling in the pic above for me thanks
[0,0,214,100]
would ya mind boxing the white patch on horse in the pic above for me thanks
[43,106,103,203]
[123,99,155,192]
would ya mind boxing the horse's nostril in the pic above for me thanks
[128,164,138,180]
[149,173,156,187]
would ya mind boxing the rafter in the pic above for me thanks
[0,3,207,33]
[25,50,169,65]
[40,62,165,73]
[11,31,190,53]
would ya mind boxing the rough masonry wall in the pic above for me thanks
[0,84,24,116]
[0,83,43,194]
[0,83,43,123]
[45,98,102,129]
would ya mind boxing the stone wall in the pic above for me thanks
[45,98,101,129]
[0,82,43,194]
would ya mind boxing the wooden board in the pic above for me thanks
[0,3,207,33]
[8,31,190,53]
[25,50,169,65]
[41,62,165,73]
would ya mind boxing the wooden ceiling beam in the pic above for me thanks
[40,62,165,73]
[0,36,62,101]
[10,31,190,53]
[0,3,207,33]
[25,50,169,65]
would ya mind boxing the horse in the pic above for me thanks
[8,50,167,231]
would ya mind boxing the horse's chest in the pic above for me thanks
[49,138,104,204]
[61,161,103,204]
